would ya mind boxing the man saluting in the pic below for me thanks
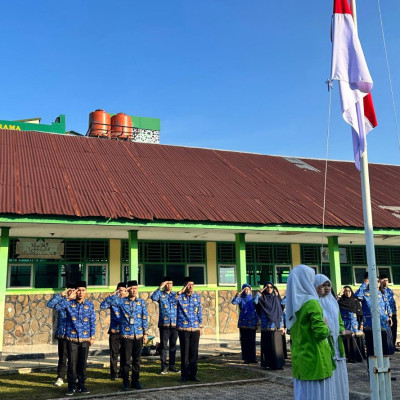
[176,276,203,383]
[151,276,179,374]
[60,281,96,396]
[111,280,148,391]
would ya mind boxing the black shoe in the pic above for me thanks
[249,360,258,364]
[79,385,90,394]
[131,381,142,390]
[122,382,130,391]
[65,387,75,396]
[169,366,180,373]
[188,376,200,382]
[110,374,117,381]
[180,378,187,383]
[160,367,169,375]
[391,377,397,381]
[395,348,400,352]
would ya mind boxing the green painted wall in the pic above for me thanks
[0,115,66,134]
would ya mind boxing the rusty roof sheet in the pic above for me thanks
[2,129,400,229]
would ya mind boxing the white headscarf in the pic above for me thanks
[286,264,319,329]
[314,274,340,343]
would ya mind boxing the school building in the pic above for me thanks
[1,116,400,352]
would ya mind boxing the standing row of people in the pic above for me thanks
[47,276,203,396]
[231,282,286,370]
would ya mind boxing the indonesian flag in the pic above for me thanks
[331,0,377,170]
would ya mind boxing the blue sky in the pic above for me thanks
[1,0,400,165]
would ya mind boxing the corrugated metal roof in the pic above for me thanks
[2,129,400,229]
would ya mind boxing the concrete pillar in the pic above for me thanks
[109,239,121,287]
[291,243,301,267]
[128,230,139,282]
[0,227,10,354]
[328,236,341,294]
[206,242,217,287]
[235,233,247,291]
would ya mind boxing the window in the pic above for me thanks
[61,264,83,288]
[122,264,143,285]
[340,266,352,285]
[35,263,59,288]
[275,265,291,284]
[188,265,205,285]
[309,265,318,274]
[166,264,186,286]
[218,264,236,286]
[86,264,108,286]
[353,266,367,285]
[145,264,164,286]
[378,267,392,283]
[256,265,273,286]
[8,264,33,288]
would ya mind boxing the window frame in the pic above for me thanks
[86,263,109,287]
[122,263,143,286]
[377,266,393,284]
[187,264,206,286]
[217,263,237,286]
[353,266,367,285]
[8,263,33,288]
[274,264,292,284]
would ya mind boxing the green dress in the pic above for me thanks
[290,299,336,380]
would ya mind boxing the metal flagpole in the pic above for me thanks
[350,1,392,399]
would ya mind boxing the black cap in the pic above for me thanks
[379,273,388,280]
[127,280,138,287]
[116,282,126,289]
[363,272,369,279]
[67,282,76,289]
[75,280,87,288]
[183,276,193,284]
[162,276,172,282]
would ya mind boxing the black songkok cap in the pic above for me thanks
[379,273,388,280]
[75,280,87,288]
[67,282,76,289]
[162,276,172,282]
[363,272,369,279]
[127,280,138,287]
[184,276,194,284]
[116,282,126,289]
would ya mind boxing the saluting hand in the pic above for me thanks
[159,281,168,290]
[178,284,188,295]
[143,334,148,344]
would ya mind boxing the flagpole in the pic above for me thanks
[350,1,392,399]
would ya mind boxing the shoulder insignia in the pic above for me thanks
[83,330,88,335]
[84,317,88,322]
[125,326,130,331]
[84,305,89,309]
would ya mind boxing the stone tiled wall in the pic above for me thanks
[3,290,217,346]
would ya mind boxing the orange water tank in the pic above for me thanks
[88,109,111,138]
[111,113,133,140]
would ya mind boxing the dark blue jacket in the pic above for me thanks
[100,294,122,333]
[47,294,67,338]
[150,289,177,327]
[176,292,202,331]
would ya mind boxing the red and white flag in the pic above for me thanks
[331,0,377,169]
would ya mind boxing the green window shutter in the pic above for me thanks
[391,248,400,265]
[87,240,109,262]
[274,244,291,264]
[64,240,85,262]
[351,247,367,265]
[166,242,185,263]
[143,242,164,263]
[186,243,205,263]
[376,247,390,265]
[301,245,320,265]
[256,244,273,264]
[217,243,236,263]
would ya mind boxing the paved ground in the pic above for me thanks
[2,334,400,400]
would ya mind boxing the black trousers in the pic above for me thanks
[159,326,178,369]
[178,330,200,380]
[365,329,395,357]
[239,328,256,362]
[260,330,285,370]
[57,338,68,379]
[109,333,122,378]
[67,341,90,389]
[121,337,143,384]
[342,334,366,362]
[391,314,397,347]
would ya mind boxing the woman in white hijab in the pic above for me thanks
[314,274,351,400]
[287,265,336,400]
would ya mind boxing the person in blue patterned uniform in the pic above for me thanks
[281,295,288,359]
[112,280,148,391]
[379,273,398,350]
[59,281,96,396]
[338,286,365,362]
[151,276,179,374]
[254,282,285,370]
[47,286,76,387]
[231,283,258,363]
[176,276,203,383]
[356,272,369,297]
[355,277,395,358]
[100,282,127,380]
